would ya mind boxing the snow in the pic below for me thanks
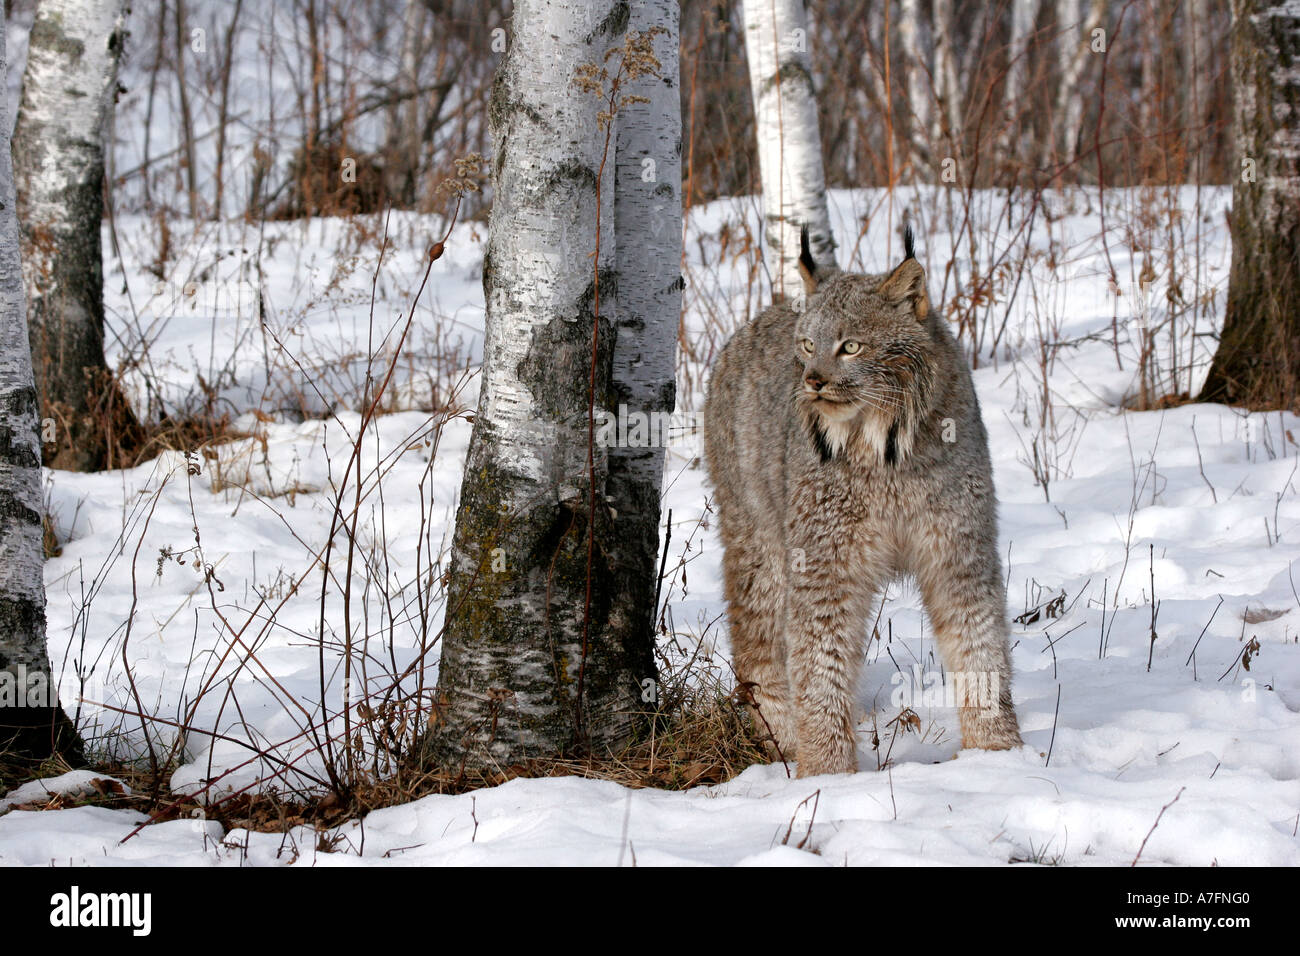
[0,770,130,813]
[2,185,1299,866]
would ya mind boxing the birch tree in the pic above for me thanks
[386,0,428,207]
[13,0,136,473]
[1184,0,1214,181]
[1138,2,1159,169]
[1000,0,1040,166]
[742,0,836,300]
[423,0,682,770]
[607,0,682,729]
[932,0,963,161]
[1049,0,1107,168]
[1199,0,1300,408]
[0,13,83,765]
[899,0,932,177]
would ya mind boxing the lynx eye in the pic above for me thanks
[799,338,815,354]
[840,340,862,355]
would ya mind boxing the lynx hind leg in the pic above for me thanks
[913,534,1023,752]
[723,540,798,762]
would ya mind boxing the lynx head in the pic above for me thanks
[793,225,937,466]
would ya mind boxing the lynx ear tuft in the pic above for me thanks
[880,238,930,321]
[797,224,820,295]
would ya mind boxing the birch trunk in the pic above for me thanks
[212,0,246,219]
[1000,0,1040,166]
[607,0,681,716]
[13,0,136,473]
[1051,0,1106,167]
[386,0,427,207]
[741,0,836,300]
[899,0,932,177]
[1184,0,1213,181]
[932,0,962,159]
[1139,2,1158,170]
[0,12,83,764]
[424,0,680,769]
[1199,0,1300,408]
[173,0,199,219]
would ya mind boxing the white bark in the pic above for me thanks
[1,12,80,762]
[430,0,682,767]
[613,0,681,498]
[1231,0,1300,227]
[742,0,836,300]
[16,0,126,279]
[0,10,48,678]
[932,0,962,157]
[13,0,131,472]
[1049,0,1105,167]
[472,7,614,505]
[1201,0,1300,405]
[899,0,932,176]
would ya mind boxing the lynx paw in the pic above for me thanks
[793,748,858,777]
[960,725,1023,751]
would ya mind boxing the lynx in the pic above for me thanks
[703,227,1023,777]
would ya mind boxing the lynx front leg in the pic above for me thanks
[786,542,876,777]
[913,529,1023,751]
[723,542,799,761]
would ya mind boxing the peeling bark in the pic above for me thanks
[424,0,679,770]
[0,12,83,764]
[606,0,682,742]
[13,0,137,473]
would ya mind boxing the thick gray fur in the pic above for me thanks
[704,230,1023,776]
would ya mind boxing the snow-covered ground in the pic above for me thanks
[3,187,1298,866]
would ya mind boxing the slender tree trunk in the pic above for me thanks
[1138,0,1159,177]
[212,0,246,219]
[13,0,138,474]
[899,0,931,178]
[424,0,681,770]
[173,0,199,219]
[0,12,83,765]
[1184,0,1213,181]
[1000,0,1040,167]
[1052,0,1105,168]
[932,0,962,161]
[1199,0,1300,409]
[741,0,836,300]
[384,0,426,208]
[142,0,168,213]
[607,0,682,729]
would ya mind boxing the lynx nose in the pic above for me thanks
[804,371,827,392]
